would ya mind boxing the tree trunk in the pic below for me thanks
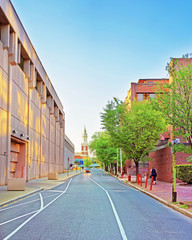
[105,164,108,171]
[135,160,139,176]
[189,137,192,150]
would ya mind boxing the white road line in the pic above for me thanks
[0,210,38,226]
[3,178,72,240]
[89,177,128,240]
[0,193,59,212]
[47,190,64,193]
[39,193,43,210]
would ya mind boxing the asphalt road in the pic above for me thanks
[0,169,192,240]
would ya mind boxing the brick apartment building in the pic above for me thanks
[125,76,192,182]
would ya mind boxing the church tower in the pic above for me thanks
[81,127,88,156]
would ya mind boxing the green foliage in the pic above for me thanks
[179,204,189,209]
[187,156,192,162]
[152,59,192,151]
[83,156,92,167]
[89,131,117,167]
[101,99,167,174]
[176,164,192,184]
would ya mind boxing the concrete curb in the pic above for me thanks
[123,181,192,219]
[0,171,82,208]
[0,188,44,208]
[106,172,192,219]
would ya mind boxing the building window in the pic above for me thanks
[19,55,24,71]
[143,93,149,100]
[148,82,153,86]
[149,93,155,99]
[137,94,143,101]
[86,146,87,151]
[82,146,84,151]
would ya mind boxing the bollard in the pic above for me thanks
[128,175,131,181]
[145,174,148,188]
[137,174,140,185]
[150,176,153,190]
[121,172,123,178]
[140,174,142,186]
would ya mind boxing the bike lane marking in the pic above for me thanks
[3,178,72,240]
[89,177,128,240]
[0,192,59,212]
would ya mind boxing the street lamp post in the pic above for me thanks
[120,148,123,175]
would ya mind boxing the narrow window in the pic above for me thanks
[137,94,143,101]
[19,55,24,70]
[149,93,155,99]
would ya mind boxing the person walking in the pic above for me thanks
[151,167,157,184]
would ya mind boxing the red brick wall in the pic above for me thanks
[135,84,156,93]
[149,147,192,183]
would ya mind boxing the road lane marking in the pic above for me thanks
[0,193,60,212]
[0,210,38,226]
[47,190,64,193]
[3,178,72,240]
[0,194,43,227]
[39,193,43,210]
[89,177,128,240]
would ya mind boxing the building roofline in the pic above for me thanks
[1,0,64,114]
[138,78,169,80]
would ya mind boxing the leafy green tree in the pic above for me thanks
[101,99,167,176]
[83,156,92,167]
[152,57,192,201]
[89,132,117,171]
[153,59,192,153]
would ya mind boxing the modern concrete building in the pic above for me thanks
[64,135,75,169]
[0,0,74,186]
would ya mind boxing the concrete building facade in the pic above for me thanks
[64,135,75,169]
[0,0,74,186]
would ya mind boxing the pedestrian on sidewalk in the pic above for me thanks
[150,167,157,184]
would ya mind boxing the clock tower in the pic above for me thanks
[81,127,88,156]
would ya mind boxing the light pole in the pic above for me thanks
[120,148,123,175]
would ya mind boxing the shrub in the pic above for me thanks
[176,164,192,184]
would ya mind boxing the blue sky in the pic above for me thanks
[12,0,192,151]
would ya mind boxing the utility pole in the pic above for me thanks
[116,148,119,176]
[171,84,177,202]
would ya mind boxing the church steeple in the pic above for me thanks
[82,126,88,143]
[81,127,88,156]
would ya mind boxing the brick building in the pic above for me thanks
[125,78,169,106]
[74,127,89,166]
[124,75,192,182]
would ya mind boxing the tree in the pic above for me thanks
[154,58,192,151]
[152,57,192,201]
[83,156,92,167]
[89,132,117,171]
[101,98,167,176]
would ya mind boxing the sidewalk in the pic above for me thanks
[0,170,82,207]
[118,173,192,218]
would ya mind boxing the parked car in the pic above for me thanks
[84,168,91,173]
